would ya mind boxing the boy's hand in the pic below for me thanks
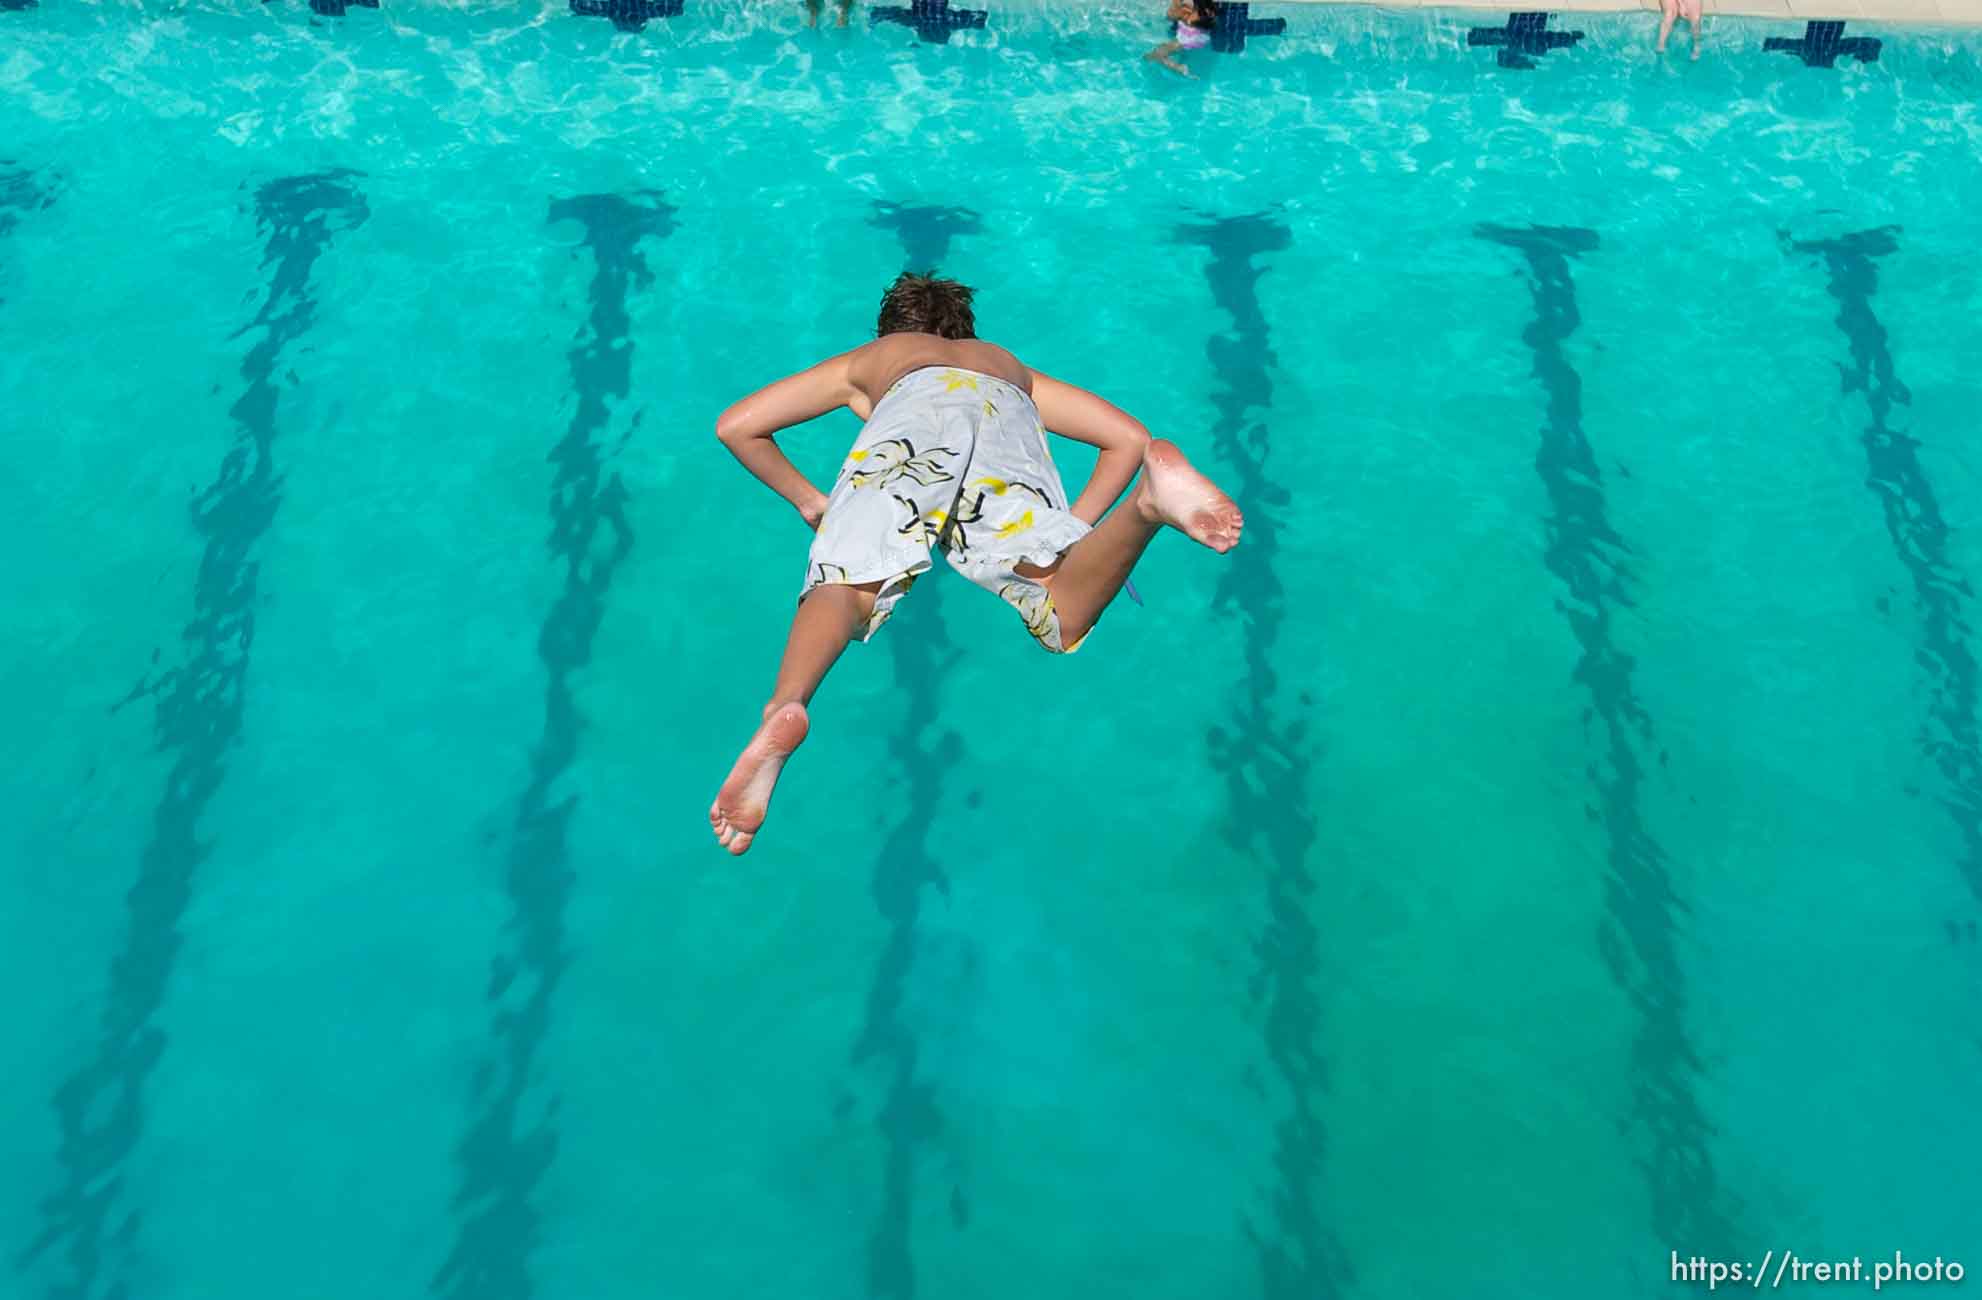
[799,492,830,531]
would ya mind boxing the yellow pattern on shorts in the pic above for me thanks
[802,365,1093,653]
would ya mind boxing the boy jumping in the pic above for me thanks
[709,272,1244,855]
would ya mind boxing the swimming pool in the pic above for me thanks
[4,2,1980,1298]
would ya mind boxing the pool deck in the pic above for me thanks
[1276,0,1982,26]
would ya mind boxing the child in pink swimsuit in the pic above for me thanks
[1144,0,1217,77]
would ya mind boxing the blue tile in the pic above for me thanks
[1764,20,1881,68]
[870,0,987,45]
[1467,12,1584,69]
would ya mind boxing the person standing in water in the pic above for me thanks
[707,272,1245,856]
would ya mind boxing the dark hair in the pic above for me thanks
[876,271,976,339]
[1187,0,1218,28]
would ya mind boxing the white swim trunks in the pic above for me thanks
[801,365,1094,652]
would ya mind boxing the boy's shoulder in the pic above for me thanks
[847,334,1033,395]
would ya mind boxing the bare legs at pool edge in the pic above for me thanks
[708,438,1245,856]
[1658,0,1703,59]
[804,0,854,27]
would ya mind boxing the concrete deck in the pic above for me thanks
[1276,0,1982,26]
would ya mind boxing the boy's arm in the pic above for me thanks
[1028,370,1152,525]
[715,350,860,528]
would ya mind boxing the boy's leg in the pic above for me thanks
[711,581,879,856]
[767,581,878,714]
[1025,439,1243,648]
[1019,494,1160,645]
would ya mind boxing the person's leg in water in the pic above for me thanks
[1657,0,1678,52]
[1683,0,1702,58]
[1024,438,1243,646]
[1144,40,1193,77]
[709,579,878,856]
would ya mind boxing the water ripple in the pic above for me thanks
[1477,222,1737,1256]
[431,189,674,1300]
[1788,226,1982,911]
[1176,210,1351,1300]
[20,170,369,1300]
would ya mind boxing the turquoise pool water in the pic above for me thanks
[5,3,1981,1298]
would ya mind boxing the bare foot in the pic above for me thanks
[709,702,809,856]
[1134,439,1244,553]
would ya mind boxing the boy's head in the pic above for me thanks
[876,271,976,339]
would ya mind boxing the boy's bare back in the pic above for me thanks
[844,333,1032,417]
